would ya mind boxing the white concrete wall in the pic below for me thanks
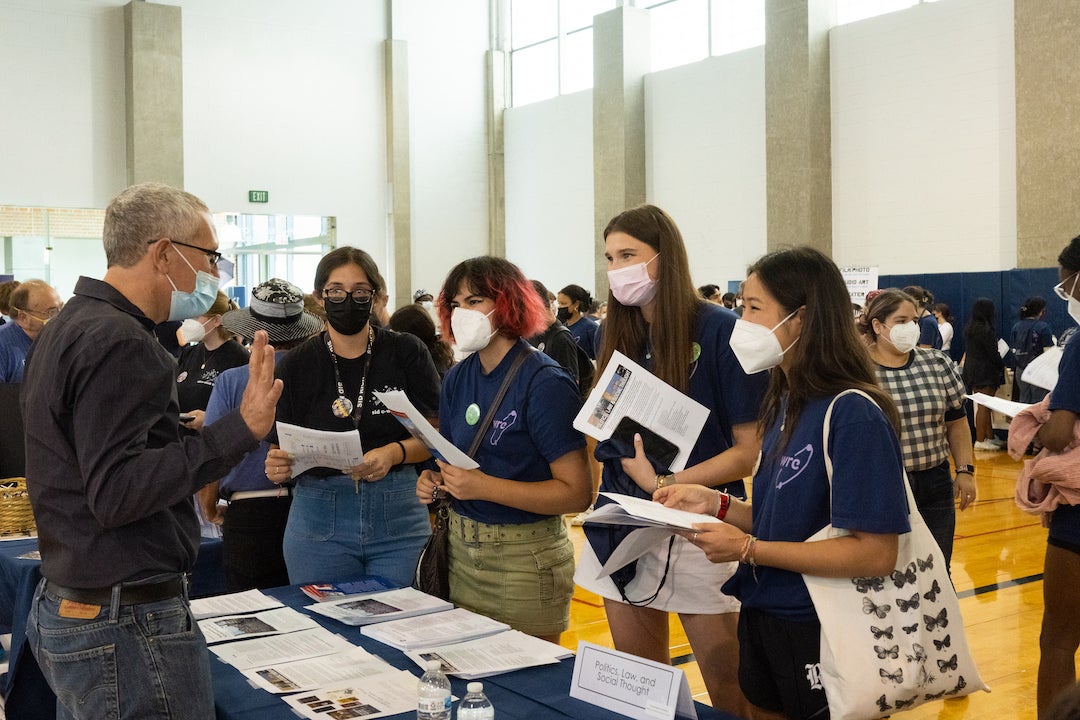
[0,0,127,209]
[830,0,1016,273]
[504,89,595,292]
[646,47,767,291]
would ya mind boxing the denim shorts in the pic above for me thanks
[283,466,431,588]
[448,510,575,637]
[27,579,213,720]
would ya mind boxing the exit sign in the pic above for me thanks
[248,190,269,203]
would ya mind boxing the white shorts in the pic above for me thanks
[575,531,741,615]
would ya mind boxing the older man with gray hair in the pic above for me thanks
[21,182,282,719]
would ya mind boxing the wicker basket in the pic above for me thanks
[0,478,35,536]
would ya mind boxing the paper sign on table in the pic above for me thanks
[570,641,696,720]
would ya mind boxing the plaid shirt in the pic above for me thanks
[875,348,967,472]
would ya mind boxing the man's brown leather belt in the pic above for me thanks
[46,576,186,606]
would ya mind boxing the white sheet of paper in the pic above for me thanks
[998,338,1010,358]
[281,669,424,720]
[570,641,696,720]
[404,629,569,679]
[210,627,355,670]
[1022,345,1062,391]
[243,647,397,695]
[361,607,509,651]
[373,390,479,469]
[305,587,453,626]
[572,351,709,472]
[275,421,365,475]
[586,492,722,530]
[965,393,1031,419]
[199,607,320,644]
[189,589,284,620]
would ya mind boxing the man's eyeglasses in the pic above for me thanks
[149,239,223,268]
[323,288,375,304]
[13,305,62,321]
[1054,272,1078,302]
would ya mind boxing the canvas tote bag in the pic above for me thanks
[802,389,988,719]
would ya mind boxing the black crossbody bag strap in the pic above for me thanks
[466,346,533,459]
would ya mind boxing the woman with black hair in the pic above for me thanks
[1035,234,1080,715]
[264,247,441,587]
[389,303,455,378]
[657,246,910,720]
[1010,296,1055,404]
[557,283,599,359]
[962,297,1006,450]
[933,302,955,353]
[903,284,943,349]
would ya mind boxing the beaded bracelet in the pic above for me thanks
[715,490,731,521]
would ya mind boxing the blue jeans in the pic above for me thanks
[283,467,431,588]
[26,578,213,720]
[908,461,957,574]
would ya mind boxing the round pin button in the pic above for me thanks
[465,403,481,425]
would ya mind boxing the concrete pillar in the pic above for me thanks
[124,1,184,188]
[592,5,649,298]
[384,38,413,309]
[764,0,833,252]
[1015,1,1080,268]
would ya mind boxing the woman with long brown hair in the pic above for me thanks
[574,204,767,716]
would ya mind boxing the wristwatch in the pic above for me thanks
[955,464,975,475]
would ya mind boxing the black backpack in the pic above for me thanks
[1011,320,1042,368]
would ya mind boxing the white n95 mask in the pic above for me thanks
[729,311,798,374]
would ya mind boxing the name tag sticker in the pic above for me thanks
[569,641,696,720]
[57,599,102,619]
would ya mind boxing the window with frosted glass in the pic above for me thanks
[650,0,708,73]
[561,28,593,95]
[511,0,558,49]
[710,0,764,56]
[512,39,559,106]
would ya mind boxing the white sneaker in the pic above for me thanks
[974,440,1002,451]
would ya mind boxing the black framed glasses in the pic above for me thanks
[149,239,222,268]
[1054,272,1078,302]
[323,288,375,304]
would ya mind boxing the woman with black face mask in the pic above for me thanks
[263,247,441,588]
[557,284,599,360]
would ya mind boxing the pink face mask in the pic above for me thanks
[608,253,660,307]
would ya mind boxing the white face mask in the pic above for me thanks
[884,320,920,354]
[178,317,209,345]
[608,253,659,307]
[729,311,799,374]
[451,307,496,353]
[420,300,434,311]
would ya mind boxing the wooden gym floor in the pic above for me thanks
[561,447,1051,719]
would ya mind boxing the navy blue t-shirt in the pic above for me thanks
[918,313,943,350]
[568,315,600,360]
[1048,337,1080,546]
[724,392,911,621]
[440,340,586,525]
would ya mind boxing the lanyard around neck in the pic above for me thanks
[326,327,374,429]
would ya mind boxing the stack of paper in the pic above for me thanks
[243,647,398,695]
[281,669,428,720]
[190,589,285,620]
[304,587,452,626]
[199,607,321,644]
[299,577,396,603]
[360,607,509,651]
[404,629,571,679]
[210,627,357,670]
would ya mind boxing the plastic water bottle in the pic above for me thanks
[417,659,452,720]
[456,681,494,720]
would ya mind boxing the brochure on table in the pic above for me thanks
[210,627,356,670]
[405,629,570,679]
[374,389,479,469]
[360,607,509,651]
[571,641,697,720]
[243,647,399,695]
[275,421,365,475]
[190,589,284,619]
[572,351,708,472]
[198,607,319,644]
[305,586,452,626]
[281,668,427,720]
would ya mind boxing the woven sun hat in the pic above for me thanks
[413,288,433,303]
[221,278,324,343]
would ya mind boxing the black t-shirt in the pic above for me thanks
[176,338,250,412]
[270,328,441,477]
